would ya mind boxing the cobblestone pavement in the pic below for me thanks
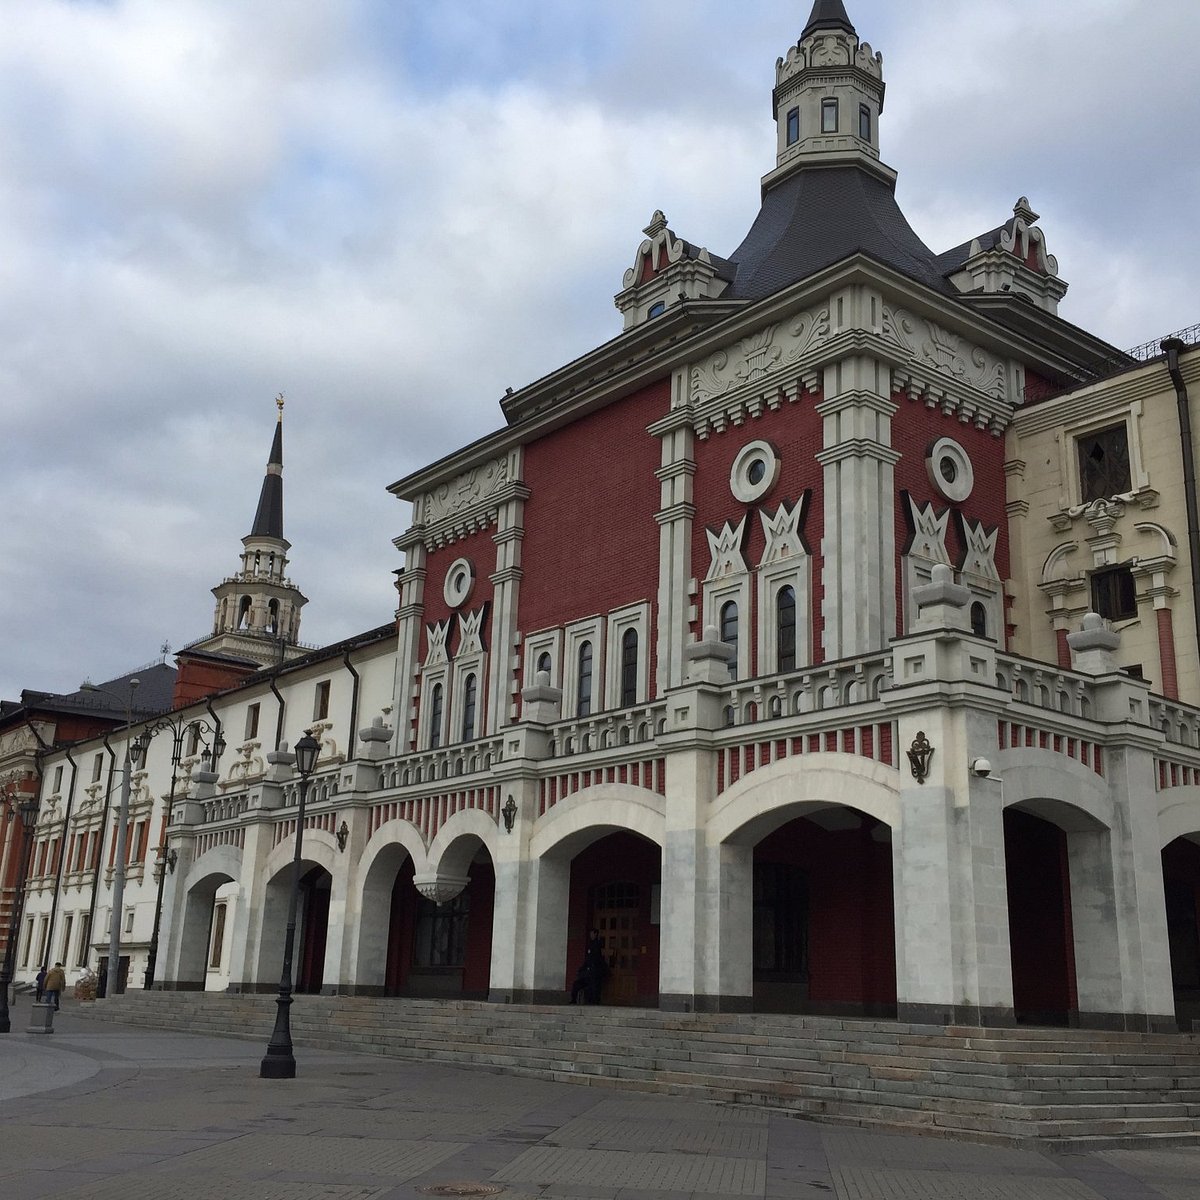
[0,996,1197,1199]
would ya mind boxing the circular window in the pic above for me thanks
[443,557,475,608]
[925,437,974,503]
[730,440,780,503]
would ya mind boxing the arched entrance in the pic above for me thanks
[752,811,895,1016]
[296,866,332,994]
[567,831,660,1007]
[1004,808,1076,1025]
[176,869,237,990]
[1162,835,1200,1028]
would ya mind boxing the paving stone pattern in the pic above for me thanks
[0,1001,1197,1199]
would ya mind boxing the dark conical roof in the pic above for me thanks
[249,414,284,539]
[802,0,856,39]
[726,166,951,301]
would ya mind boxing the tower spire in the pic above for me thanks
[249,393,285,540]
[801,0,856,39]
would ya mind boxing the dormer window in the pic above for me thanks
[647,301,666,319]
[786,107,799,145]
[821,98,838,133]
[858,104,871,141]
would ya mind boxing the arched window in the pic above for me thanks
[237,595,252,629]
[776,585,796,673]
[970,601,988,639]
[720,600,739,679]
[576,641,593,717]
[461,673,477,742]
[536,651,552,678]
[429,683,443,749]
[267,599,280,636]
[620,629,638,707]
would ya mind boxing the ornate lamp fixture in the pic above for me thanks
[335,821,349,853]
[501,795,518,833]
[906,731,935,784]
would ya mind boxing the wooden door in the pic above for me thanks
[592,882,641,1005]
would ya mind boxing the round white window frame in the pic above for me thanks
[730,440,781,504]
[443,557,475,608]
[926,437,974,503]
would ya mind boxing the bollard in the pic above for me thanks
[27,1001,55,1035]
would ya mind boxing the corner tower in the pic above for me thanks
[767,0,889,191]
[199,397,308,666]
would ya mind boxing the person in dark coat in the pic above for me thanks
[568,929,609,1005]
[43,963,67,1011]
[35,965,47,1003]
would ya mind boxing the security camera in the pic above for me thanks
[970,758,993,778]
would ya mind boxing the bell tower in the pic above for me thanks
[766,0,891,191]
[199,396,309,666]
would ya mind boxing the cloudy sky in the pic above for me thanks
[1,0,1196,702]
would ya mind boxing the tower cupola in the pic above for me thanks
[197,396,309,666]
[766,0,890,192]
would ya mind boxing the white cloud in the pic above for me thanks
[0,0,1197,698]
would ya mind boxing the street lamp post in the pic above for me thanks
[0,786,39,1034]
[260,730,321,1080]
[141,717,224,990]
[80,678,141,999]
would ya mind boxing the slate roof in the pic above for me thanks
[726,166,953,301]
[249,418,284,540]
[802,0,856,39]
[933,224,1007,277]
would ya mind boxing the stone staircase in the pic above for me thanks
[79,992,1200,1150]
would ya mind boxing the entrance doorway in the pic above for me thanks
[296,866,331,994]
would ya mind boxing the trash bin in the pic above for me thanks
[27,1001,55,1035]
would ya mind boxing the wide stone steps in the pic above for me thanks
[79,993,1200,1148]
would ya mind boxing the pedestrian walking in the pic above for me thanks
[43,962,67,1012]
[35,965,47,1003]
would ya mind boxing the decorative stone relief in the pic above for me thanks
[458,607,486,656]
[1001,198,1059,277]
[705,517,749,582]
[906,498,951,564]
[759,496,809,567]
[413,872,470,904]
[883,305,1010,404]
[959,518,1000,580]
[424,620,452,668]
[422,457,509,525]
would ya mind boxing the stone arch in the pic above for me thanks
[993,752,1112,831]
[529,785,666,862]
[174,863,239,990]
[1157,791,1200,849]
[427,808,499,879]
[709,754,901,847]
[351,824,427,994]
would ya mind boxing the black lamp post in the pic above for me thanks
[0,787,40,1034]
[142,717,224,990]
[260,730,321,1080]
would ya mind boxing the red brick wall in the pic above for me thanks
[520,380,668,688]
[172,657,258,709]
[691,391,825,670]
[892,393,1010,643]
[755,815,896,1010]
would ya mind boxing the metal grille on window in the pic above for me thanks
[1077,425,1131,503]
[412,891,470,968]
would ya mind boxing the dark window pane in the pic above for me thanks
[720,601,739,679]
[462,673,477,741]
[859,104,871,140]
[821,98,838,133]
[970,602,988,638]
[620,629,638,707]
[1090,566,1137,620]
[577,641,593,717]
[429,683,443,749]
[1077,426,1131,502]
[786,107,799,145]
[777,586,796,672]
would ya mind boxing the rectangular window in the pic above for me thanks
[124,908,135,935]
[859,104,871,140]
[1091,565,1137,621]
[412,893,469,968]
[52,765,63,793]
[209,903,228,969]
[21,917,34,968]
[1077,425,1131,502]
[245,703,260,740]
[821,98,839,133]
[36,916,49,965]
[91,752,104,783]
[313,680,331,721]
[60,914,74,964]
[186,724,200,757]
[786,106,799,145]
[77,914,91,968]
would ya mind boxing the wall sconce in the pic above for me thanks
[906,731,934,784]
[335,821,349,852]
[501,795,518,833]
[166,848,178,874]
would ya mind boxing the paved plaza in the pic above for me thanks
[0,997,1198,1199]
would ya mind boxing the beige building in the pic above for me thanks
[1009,334,1200,703]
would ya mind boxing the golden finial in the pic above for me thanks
[276,392,284,422]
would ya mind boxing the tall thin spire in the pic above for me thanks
[801,0,856,39]
[249,394,285,540]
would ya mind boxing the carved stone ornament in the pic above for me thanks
[424,619,452,668]
[906,497,952,565]
[423,457,509,525]
[1000,198,1060,278]
[413,872,470,905]
[759,496,809,568]
[705,516,749,582]
[959,518,1000,581]
[690,305,829,437]
[457,607,486,656]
